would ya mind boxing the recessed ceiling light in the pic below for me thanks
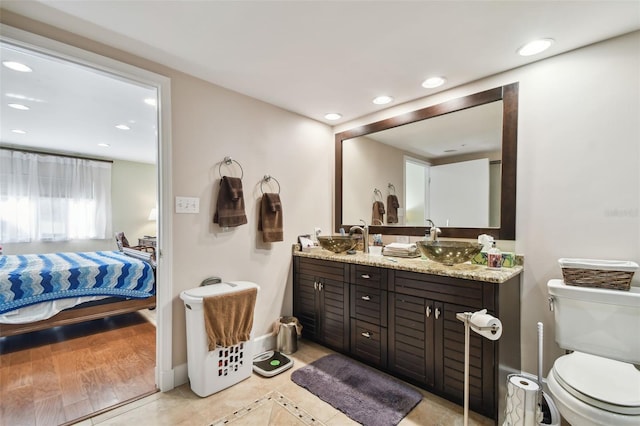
[324,113,342,120]
[115,124,130,130]
[11,129,27,134]
[8,103,30,110]
[2,61,32,72]
[144,98,157,107]
[422,77,446,89]
[97,143,111,147]
[518,38,554,56]
[373,95,393,105]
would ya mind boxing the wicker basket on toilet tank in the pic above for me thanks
[558,258,638,291]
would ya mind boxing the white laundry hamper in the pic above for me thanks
[180,281,259,397]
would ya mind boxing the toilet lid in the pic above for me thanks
[553,352,640,415]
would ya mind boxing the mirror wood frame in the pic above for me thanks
[335,82,518,240]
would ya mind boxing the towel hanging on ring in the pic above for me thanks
[214,176,248,227]
[372,201,385,225]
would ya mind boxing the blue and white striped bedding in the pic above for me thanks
[0,251,155,314]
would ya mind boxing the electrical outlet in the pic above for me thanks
[396,235,410,243]
[175,196,200,213]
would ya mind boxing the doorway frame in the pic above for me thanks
[0,24,174,391]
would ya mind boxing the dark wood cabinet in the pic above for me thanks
[293,254,521,422]
[293,257,349,352]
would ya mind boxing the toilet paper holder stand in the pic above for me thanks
[456,311,502,426]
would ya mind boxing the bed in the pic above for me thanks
[0,250,156,337]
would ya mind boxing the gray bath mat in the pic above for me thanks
[291,353,422,426]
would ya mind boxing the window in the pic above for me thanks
[0,149,112,242]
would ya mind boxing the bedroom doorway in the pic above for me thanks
[0,24,173,424]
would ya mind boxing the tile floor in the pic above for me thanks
[76,340,494,426]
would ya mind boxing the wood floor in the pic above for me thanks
[0,312,156,426]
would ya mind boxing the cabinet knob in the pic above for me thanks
[314,281,318,291]
[361,295,371,301]
[361,331,372,339]
[426,306,432,317]
[435,307,441,319]
[361,274,371,279]
[319,282,323,291]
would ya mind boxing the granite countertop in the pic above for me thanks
[293,247,523,284]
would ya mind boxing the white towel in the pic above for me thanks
[385,243,417,250]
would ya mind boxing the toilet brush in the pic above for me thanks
[537,322,554,425]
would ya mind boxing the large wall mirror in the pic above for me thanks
[335,83,518,240]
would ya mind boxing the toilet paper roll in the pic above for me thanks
[503,375,541,426]
[469,310,502,340]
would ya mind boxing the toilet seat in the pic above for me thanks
[552,352,640,415]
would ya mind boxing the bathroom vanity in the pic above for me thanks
[292,250,522,421]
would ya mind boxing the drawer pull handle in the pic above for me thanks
[361,331,372,338]
[361,295,371,301]
[426,306,432,317]
[435,307,441,319]
[361,274,371,279]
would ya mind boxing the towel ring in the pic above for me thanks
[261,175,281,194]
[218,156,244,179]
[373,188,383,201]
[388,183,396,194]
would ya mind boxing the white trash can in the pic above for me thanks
[180,281,259,397]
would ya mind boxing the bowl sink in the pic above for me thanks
[317,235,357,253]
[416,241,483,266]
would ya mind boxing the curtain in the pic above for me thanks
[0,149,112,242]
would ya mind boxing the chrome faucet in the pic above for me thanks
[349,219,369,253]
[425,219,441,242]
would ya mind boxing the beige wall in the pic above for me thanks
[3,158,156,254]
[111,159,157,241]
[342,136,405,225]
[337,31,640,375]
[0,11,334,369]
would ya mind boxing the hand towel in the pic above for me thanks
[372,200,385,225]
[258,193,283,242]
[203,287,257,350]
[213,176,248,227]
[387,195,400,224]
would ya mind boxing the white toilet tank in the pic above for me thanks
[548,279,640,365]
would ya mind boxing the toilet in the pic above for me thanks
[546,279,640,425]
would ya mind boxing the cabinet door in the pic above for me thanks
[294,272,320,340]
[318,278,349,352]
[388,293,435,387]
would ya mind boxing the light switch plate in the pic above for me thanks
[175,196,199,213]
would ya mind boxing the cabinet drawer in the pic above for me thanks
[297,257,347,282]
[351,319,387,368]
[350,285,387,326]
[392,269,487,309]
[350,264,386,289]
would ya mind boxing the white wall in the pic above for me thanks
[337,31,640,375]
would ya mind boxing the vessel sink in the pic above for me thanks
[416,241,483,266]
[317,235,358,253]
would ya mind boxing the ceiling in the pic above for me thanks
[1,1,639,163]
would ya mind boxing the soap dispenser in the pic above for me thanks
[488,242,502,269]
